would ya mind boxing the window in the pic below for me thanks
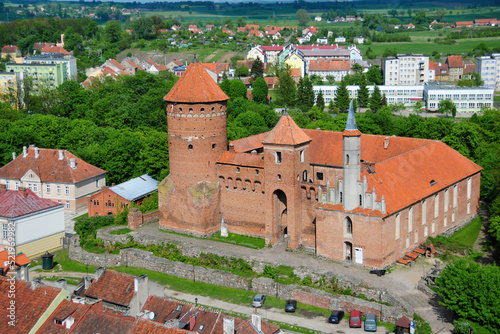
[395,214,400,240]
[65,201,70,209]
[188,144,193,150]
[453,185,458,208]
[302,170,307,182]
[2,224,7,240]
[461,94,467,100]
[437,94,443,100]
[424,225,428,237]
[33,184,38,192]
[255,169,259,176]
[469,102,475,108]
[467,178,471,199]
[344,216,352,237]
[453,94,459,100]
[444,216,447,227]
[46,185,50,193]
[275,152,282,164]
[340,192,343,203]
[359,194,362,206]
[432,221,436,233]
[415,229,418,243]
[408,207,413,231]
[316,172,324,181]
[212,143,216,150]
[469,94,475,100]
[5,181,9,189]
[444,189,449,212]
[277,174,281,180]
[346,154,349,165]
[65,186,70,195]
[15,182,19,190]
[27,183,32,190]
[422,200,426,225]
[236,167,240,174]
[434,194,439,218]
[96,180,99,188]
[300,150,304,163]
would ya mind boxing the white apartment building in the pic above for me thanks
[423,83,494,114]
[384,54,430,86]
[476,54,500,90]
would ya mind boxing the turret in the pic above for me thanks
[342,100,361,211]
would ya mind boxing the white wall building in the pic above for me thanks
[423,83,494,113]
[384,54,430,86]
[476,54,500,90]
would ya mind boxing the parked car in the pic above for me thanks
[285,299,297,312]
[252,294,266,308]
[364,313,377,332]
[349,310,362,328]
[328,310,345,324]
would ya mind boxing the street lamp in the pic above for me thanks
[195,297,198,306]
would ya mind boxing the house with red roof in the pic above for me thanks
[159,63,482,268]
[0,185,64,257]
[308,58,351,82]
[121,58,145,75]
[455,21,473,28]
[0,249,30,280]
[446,55,464,81]
[1,45,22,63]
[0,145,106,215]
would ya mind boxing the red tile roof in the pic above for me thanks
[70,305,136,333]
[0,146,106,184]
[463,62,476,74]
[0,250,31,273]
[434,62,449,75]
[1,45,20,53]
[429,61,436,70]
[130,317,188,333]
[455,21,473,27]
[290,68,301,78]
[447,55,464,68]
[309,59,350,72]
[85,269,136,306]
[142,295,192,324]
[263,115,311,146]
[261,45,284,51]
[108,58,126,71]
[0,188,62,218]
[36,299,93,334]
[164,63,229,103]
[41,45,71,55]
[33,42,56,50]
[217,151,264,168]
[0,277,63,334]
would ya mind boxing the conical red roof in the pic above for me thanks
[163,63,229,103]
[263,115,311,146]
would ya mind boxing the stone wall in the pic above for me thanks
[70,235,411,322]
[127,209,161,230]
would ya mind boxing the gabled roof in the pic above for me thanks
[41,45,70,55]
[429,61,436,70]
[107,59,126,71]
[0,188,62,218]
[109,174,158,201]
[262,115,311,146]
[130,317,188,333]
[0,146,106,184]
[70,305,136,333]
[164,63,229,103]
[290,68,301,78]
[33,42,56,50]
[1,45,20,52]
[0,277,63,334]
[260,45,284,51]
[447,55,464,68]
[0,250,30,273]
[85,269,136,306]
[36,299,93,334]
[308,59,350,72]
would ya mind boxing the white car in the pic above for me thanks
[252,294,266,308]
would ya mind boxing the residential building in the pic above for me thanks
[23,53,77,80]
[353,36,365,44]
[384,54,430,85]
[434,62,449,82]
[102,58,127,75]
[447,55,464,81]
[0,145,107,214]
[428,61,436,81]
[159,63,481,268]
[0,72,22,108]
[6,62,67,89]
[455,21,474,28]
[0,249,30,280]
[0,185,64,258]
[121,58,144,75]
[423,82,494,113]
[476,54,500,90]
[334,36,346,43]
[1,45,22,63]
[317,37,329,44]
[315,15,322,22]
[308,59,351,82]
[88,174,157,216]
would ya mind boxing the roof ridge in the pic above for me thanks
[373,139,438,165]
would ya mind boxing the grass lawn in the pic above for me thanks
[110,228,132,235]
[161,229,265,249]
[72,213,88,221]
[52,251,98,274]
[449,216,482,248]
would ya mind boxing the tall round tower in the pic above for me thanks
[159,63,230,235]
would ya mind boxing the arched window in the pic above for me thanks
[200,108,204,113]
[359,194,362,206]
[346,154,350,165]
[189,108,193,113]
[108,200,112,207]
[340,192,343,203]
[344,216,353,238]
[302,170,307,182]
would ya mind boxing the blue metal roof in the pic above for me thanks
[110,174,158,201]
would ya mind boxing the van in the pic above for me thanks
[364,313,377,332]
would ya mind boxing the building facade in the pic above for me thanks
[423,83,494,113]
[0,146,106,213]
[6,62,67,89]
[476,54,500,90]
[383,54,430,85]
[23,53,77,81]
[159,63,482,268]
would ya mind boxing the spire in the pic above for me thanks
[345,99,357,131]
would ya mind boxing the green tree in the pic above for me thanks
[357,78,369,107]
[276,65,296,107]
[296,76,315,112]
[251,58,264,79]
[130,17,154,40]
[219,78,231,96]
[104,20,123,43]
[413,10,429,25]
[388,9,398,18]
[369,85,382,112]
[414,100,424,114]
[235,65,249,77]
[316,90,325,110]
[251,77,268,104]
[297,9,310,27]
[335,80,350,112]
[457,73,484,87]
[366,65,383,85]
[365,47,376,60]
[439,99,457,117]
[229,79,248,100]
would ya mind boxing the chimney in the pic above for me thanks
[0,184,6,192]
[30,277,43,290]
[12,152,16,160]
[56,278,67,291]
[228,143,235,153]
[84,276,92,290]
[70,158,76,169]
[23,146,27,157]
[35,147,39,158]
[18,186,27,198]
[58,150,64,160]
[384,137,390,150]
[251,313,262,332]
[223,318,235,334]
[94,267,106,280]
[134,274,149,312]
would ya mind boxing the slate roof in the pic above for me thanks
[262,115,311,146]
[164,63,229,103]
[85,269,136,306]
[109,174,158,201]
[0,277,62,334]
[308,59,351,72]
[0,146,106,184]
[0,188,62,218]
[447,55,464,68]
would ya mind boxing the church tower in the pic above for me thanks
[159,63,230,235]
[342,100,361,211]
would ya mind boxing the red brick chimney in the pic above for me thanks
[18,186,27,197]
[0,184,6,193]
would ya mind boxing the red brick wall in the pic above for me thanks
[88,187,130,217]
[292,290,330,309]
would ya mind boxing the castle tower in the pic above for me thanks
[159,63,230,235]
[342,100,361,211]
[262,114,312,248]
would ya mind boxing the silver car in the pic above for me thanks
[252,294,266,308]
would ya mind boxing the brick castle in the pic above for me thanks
[158,63,482,268]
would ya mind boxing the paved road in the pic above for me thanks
[133,222,454,333]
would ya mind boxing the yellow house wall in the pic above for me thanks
[285,55,304,77]
[16,232,65,258]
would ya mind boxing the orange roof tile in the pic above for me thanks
[130,317,188,333]
[1,45,20,52]
[0,250,31,272]
[0,146,106,184]
[0,277,62,334]
[447,55,464,68]
[290,68,301,77]
[108,59,126,71]
[308,59,351,72]
[429,61,436,70]
[85,269,136,306]
[70,306,136,333]
[263,115,311,146]
[217,151,264,168]
[36,299,93,334]
[164,63,229,103]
